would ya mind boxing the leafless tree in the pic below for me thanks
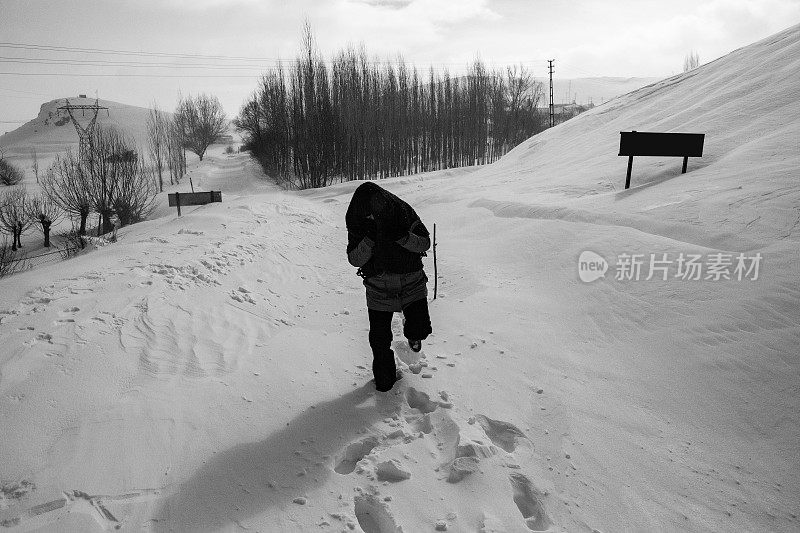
[177,93,227,161]
[0,148,25,186]
[110,149,158,226]
[26,193,63,248]
[85,125,157,234]
[1,239,15,276]
[85,126,127,235]
[147,103,168,192]
[236,27,546,189]
[42,149,93,235]
[54,226,85,257]
[0,236,24,277]
[503,65,543,147]
[31,147,39,184]
[165,113,186,184]
[0,187,31,250]
[683,51,700,72]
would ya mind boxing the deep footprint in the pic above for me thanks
[354,494,402,533]
[409,413,433,434]
[509,473,551,531]
[405,387,439,414]
[334,436,380,474]
[393,340,422,366]
[475,415,526,452]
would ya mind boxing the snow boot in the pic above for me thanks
[375,369,403,392]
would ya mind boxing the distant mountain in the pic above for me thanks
[535,77,663,106]
[0,97,157,171]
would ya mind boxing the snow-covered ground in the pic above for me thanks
[1,24,799,533]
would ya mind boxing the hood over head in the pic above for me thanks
[346,182,413,227]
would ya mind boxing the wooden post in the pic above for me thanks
[432,223,438,300]
[682,156,688,173]
[175,191,181,217]
[625,156,634,189]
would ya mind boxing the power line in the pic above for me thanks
[0,87,66,105]
[0,41,283,62]
[0,96,45,102]
[557,62,605,78]
[0,41,549,68]
[0,92,56,101]
[0,56,547,71]
[0,64,550,78]
[0,56,280,70]
[0,71,263,78]
[0,41,606,85]
[0,85,61,97]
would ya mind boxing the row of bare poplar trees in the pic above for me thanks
[147,103,187,192]
[236,31,544,189]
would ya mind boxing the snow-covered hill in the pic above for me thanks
[0,97,156,182]
[0,24,798,533]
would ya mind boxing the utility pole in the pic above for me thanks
[58,97,109,166]
[547,60,555,128]
[60,97,110,236]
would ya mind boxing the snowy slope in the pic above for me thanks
[1,24,799,533]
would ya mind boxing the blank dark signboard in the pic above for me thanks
[167,191,223,216]
[619,131,705,189]
[619,132,705,157]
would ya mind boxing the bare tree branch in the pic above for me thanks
[177,93,228,161]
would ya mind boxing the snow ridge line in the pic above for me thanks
[470,197,760,252]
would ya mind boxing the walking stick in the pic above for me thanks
[433,223,438,300]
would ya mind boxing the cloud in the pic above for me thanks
[536,0,800,77]
[346,0,500,24]
[355,0,414,9]
[146,0,266,10]
[303,0,502,61]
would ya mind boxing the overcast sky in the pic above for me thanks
[1,0,798,127]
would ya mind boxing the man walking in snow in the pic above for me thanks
[346,182,433,392]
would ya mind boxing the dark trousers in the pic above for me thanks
[368,298,432,388]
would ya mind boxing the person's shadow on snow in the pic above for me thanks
[153,383,398,531]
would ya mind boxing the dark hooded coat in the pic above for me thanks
[346,182,431,311]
